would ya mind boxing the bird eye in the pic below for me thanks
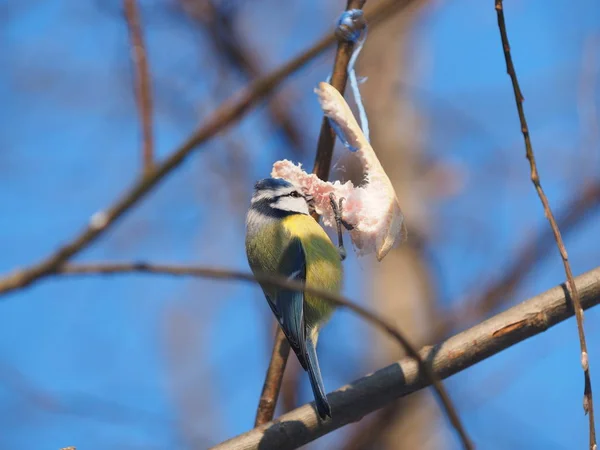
[290,191,301,198]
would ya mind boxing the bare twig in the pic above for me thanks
[255,0,368,429]
[495,2,596,447]
[213,266,600,450]
[59,260,468,446]
[178,0,305,156]
[0,0,417,299]
[124,0,154,172]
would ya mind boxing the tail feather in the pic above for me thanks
[305,338,331,419]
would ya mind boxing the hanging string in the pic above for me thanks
[335,9,370,144]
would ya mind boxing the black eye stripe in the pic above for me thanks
[274,191,302,199]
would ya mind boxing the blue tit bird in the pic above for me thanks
[245,178,346,419]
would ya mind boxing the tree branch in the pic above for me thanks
[123,0,154,172]
[58,259,468,447]
[495,2,596,447]
[212,266,600,450]
[0,0,417,299]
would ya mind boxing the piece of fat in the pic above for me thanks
[271,82,407,261]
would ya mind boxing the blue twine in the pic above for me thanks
[335,9,365,42]
[333,9,370,146]
[329,119,358,152]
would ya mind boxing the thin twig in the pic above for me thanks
[0,0,416,299]
[124,0,154,173]
[55,260,465,447]
[495,2,596,448]
[213,266,600,450]
[255,0,369,428]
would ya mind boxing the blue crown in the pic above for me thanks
[254,178,293,191]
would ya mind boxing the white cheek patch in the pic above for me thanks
[271,82,407,261]
[272,196,309,215]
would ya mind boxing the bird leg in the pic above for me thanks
[329,193,353,261]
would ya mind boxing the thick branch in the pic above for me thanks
[213,266,600,450]
[124,0,154,173]
[495,2,596,447]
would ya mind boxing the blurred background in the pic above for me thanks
[1,0,599,448]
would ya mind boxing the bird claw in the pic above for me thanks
[329,193,351,261]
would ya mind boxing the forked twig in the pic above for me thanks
[123,0,154,172]
[495,1,596,448]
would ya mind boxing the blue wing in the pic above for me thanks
[266,237,308,371]
[265,237,332,419]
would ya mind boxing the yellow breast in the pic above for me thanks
[281,215,342,327]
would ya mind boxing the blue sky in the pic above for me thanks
[1,1,599,449]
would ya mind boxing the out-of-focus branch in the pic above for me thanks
[213,266,600,450]
[256,331,290,424]
[123,0,154,172]
[178,0,305,157]
[495,2,596,447]
[578,34,600,188]
[57,260,467,446]
[0,0,419,299]
[255,0,368,429]
[437,180,600,339]
[281,357,301,414]
[255,328,292,426]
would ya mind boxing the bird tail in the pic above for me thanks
[305,338,331,419]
